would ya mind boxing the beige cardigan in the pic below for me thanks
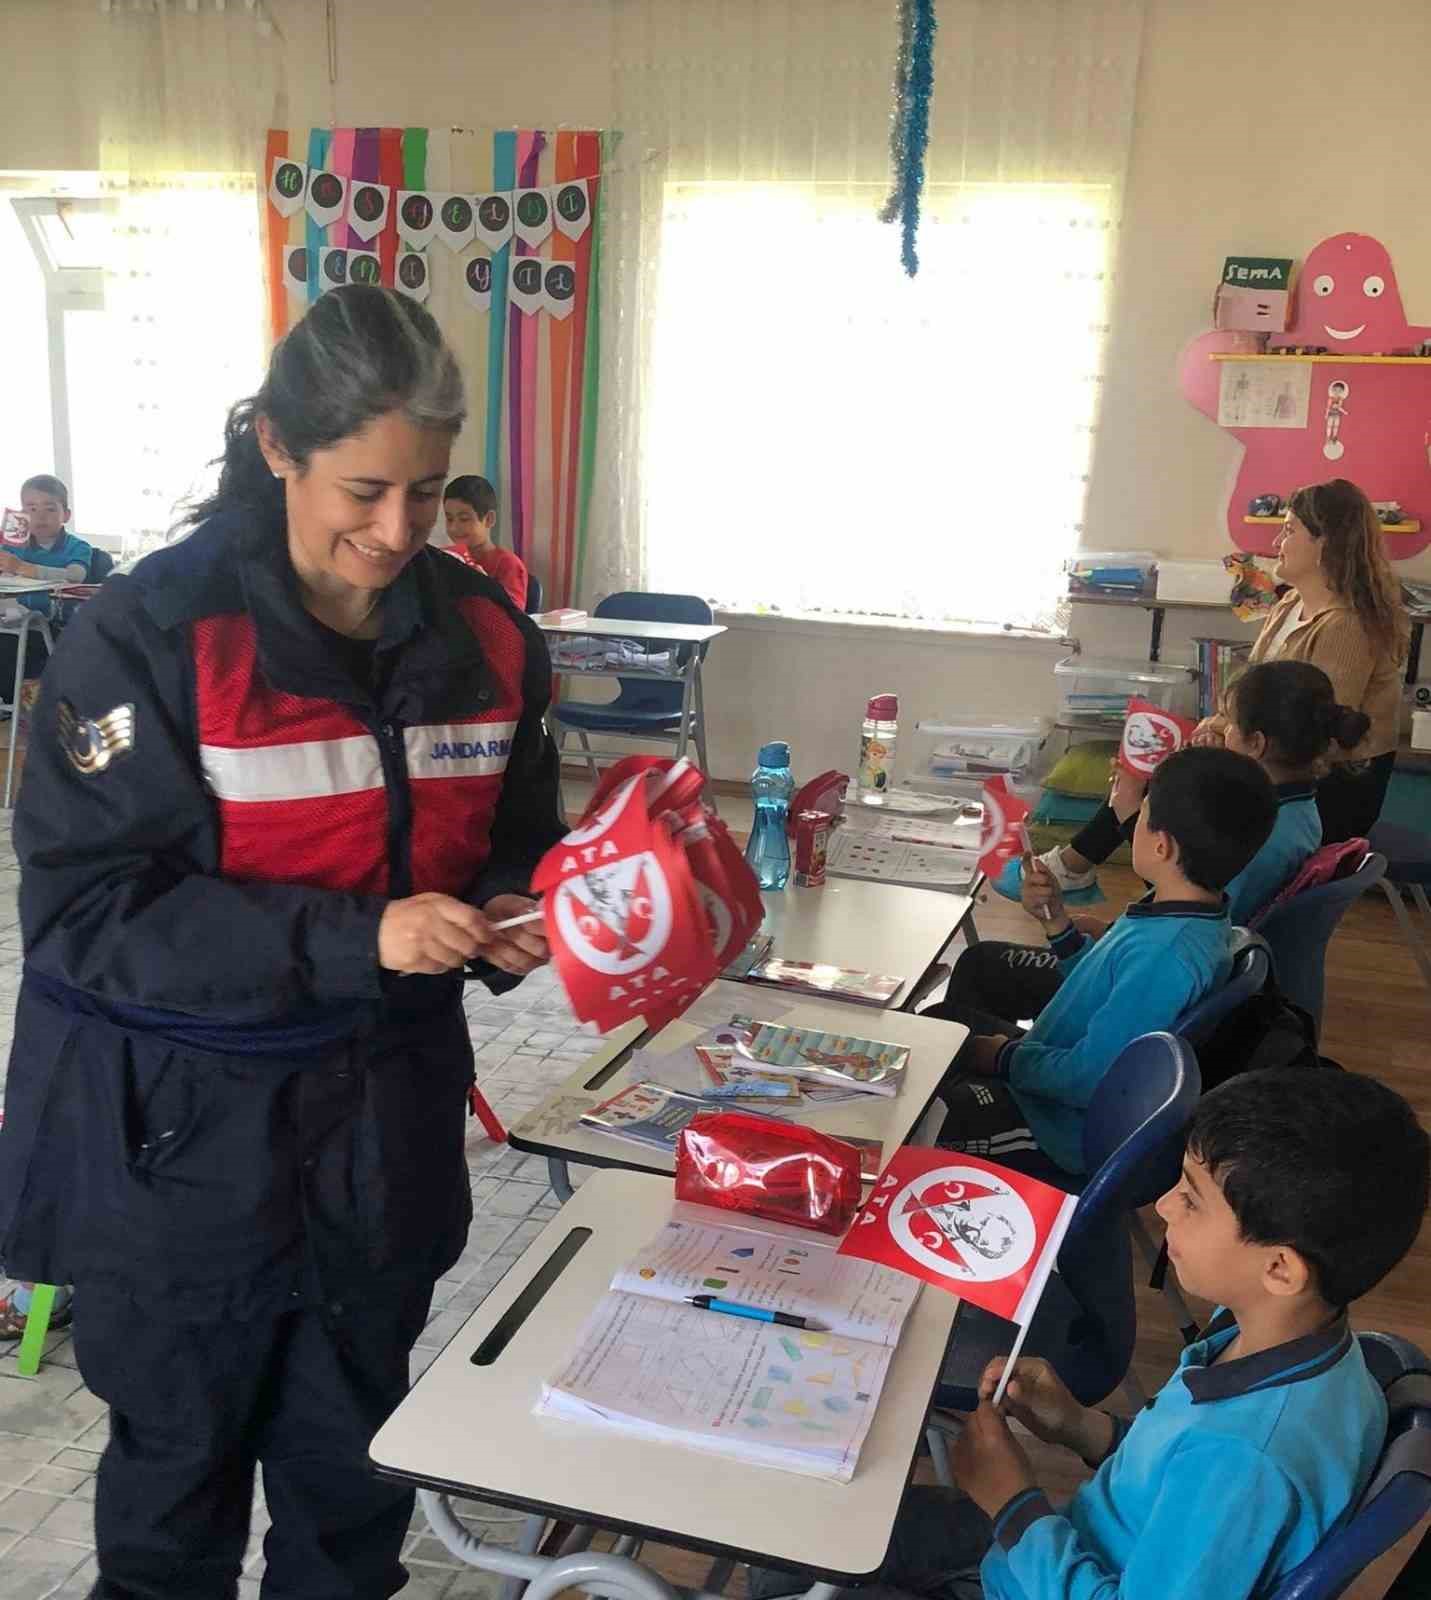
[1229,591,1404,761]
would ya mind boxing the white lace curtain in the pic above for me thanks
[588,0,1148,628]
[98,1,279,547]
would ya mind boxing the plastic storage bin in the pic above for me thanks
[1156,559,1234,605]
[1066,550,1158,599]
[900,720,1048,805]
[1054,656,1195,730]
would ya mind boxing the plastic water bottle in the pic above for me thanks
[744,740,795,891]
[857,693,899,803]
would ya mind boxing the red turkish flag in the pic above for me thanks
[531,769,718,1033]
[839,1145,1076,1325]
[977,776,1033,883]
[1118,699,1198,779]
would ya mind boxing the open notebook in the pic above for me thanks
[536,1213,921,1482]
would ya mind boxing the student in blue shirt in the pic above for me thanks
[889,1068,1428,1600]
[750,1068,1429,1600]
[939,662,1367,1047]
[930,747,1277,1174]
[0,476,95,696]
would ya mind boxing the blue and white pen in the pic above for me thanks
[686,1296,826,1331]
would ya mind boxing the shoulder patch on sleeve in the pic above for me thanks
[58,699,136,775]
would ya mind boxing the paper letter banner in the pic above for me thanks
[543,261,577,320]
[463,255,493,311]
[269,155,308,218]
[305,170,347,229]
[347,249,382,287]
[396,250,430,302]
[839,1145,1076,1326]
[435,193,476,252]
[317,246,349,292]
[474,191,514,252]
[514,185,553,249]
[346,180,390,243]
[1118,700,1198,779]
[396,190,437,250]
[282,245,309,297]
[509,255,544,316]
[553,177,591,241]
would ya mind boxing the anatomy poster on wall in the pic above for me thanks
[1216,362,1309,430]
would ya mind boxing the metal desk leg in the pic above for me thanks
[691,661,712,784]
[547,1156,574,1204]
[4,615,34,810]
[497,1512,549,1600]
[674,654,697,761]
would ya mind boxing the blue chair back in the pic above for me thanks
[592,591,714,715]
[1256,853,1386,1027]
[1267,1333,1431,1600]
[937,1032,1199,1411]
[525,571,544,613]
[1173,928,1270,1048]
[1368,822,1431,888]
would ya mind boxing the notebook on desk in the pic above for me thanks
[535,1212,921,1482]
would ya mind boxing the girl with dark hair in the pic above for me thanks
[0,286,566,1598]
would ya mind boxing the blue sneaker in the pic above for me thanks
[992,848,1106,906]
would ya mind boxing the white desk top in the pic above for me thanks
[758,878,972,1004]
[370,1169,959,1579]
[506,980,967,1179]
[537,615,727,644]
[0,577,63,595]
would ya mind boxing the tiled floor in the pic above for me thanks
[0,806,610,1600]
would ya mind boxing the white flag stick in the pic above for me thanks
[490,908,544,931]
[993,1195,1076,1407]
[992,1318,1035,1408]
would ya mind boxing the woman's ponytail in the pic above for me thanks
[1325,701,1371,752]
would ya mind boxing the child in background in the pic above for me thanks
[848,1068,1429,1600]
[927,748,1277,1174]
[0,476,95,693]
[442,474,529,611]
[952,661,1368,1026]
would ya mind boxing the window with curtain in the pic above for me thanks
[593,0,1148,632]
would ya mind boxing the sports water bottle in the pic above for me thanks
[857,693,899,802]
[744,740,795,891]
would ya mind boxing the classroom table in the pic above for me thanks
[755,876,980,1012]
[0,580,62,808]
[540,614,727,767]
[506,979,969,1202]
[370,1168,962,1597]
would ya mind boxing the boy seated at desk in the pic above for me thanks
[752,1067,1430,1600]
[442,473,529,612]
[0,476,95,692]
[928,748,1278,1175]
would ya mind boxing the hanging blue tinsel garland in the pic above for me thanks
[879,0,937,277]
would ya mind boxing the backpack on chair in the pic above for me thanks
[1190,978,1339,1095]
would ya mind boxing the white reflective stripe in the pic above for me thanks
[200,736,384,802]
[405,720,518,780]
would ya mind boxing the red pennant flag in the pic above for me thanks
[977,776,1033,882]
[838,1145,1076,1327]
[1118,699,1198,779]
[532,770,718,1033]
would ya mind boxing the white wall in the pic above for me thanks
[6,0,1426,784]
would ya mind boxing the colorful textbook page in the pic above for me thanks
[536,1213,918,1481]
[731,1017,909,1097]
[610,1213,920,1345]
[578,1082,711,1152]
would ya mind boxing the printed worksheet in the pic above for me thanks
[610,1216,920,1345]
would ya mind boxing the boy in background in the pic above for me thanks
[0,476,95,695]
[930,748,1278,1174]
[442,474,529,612]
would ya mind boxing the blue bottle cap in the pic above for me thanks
[757,740,791,767]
